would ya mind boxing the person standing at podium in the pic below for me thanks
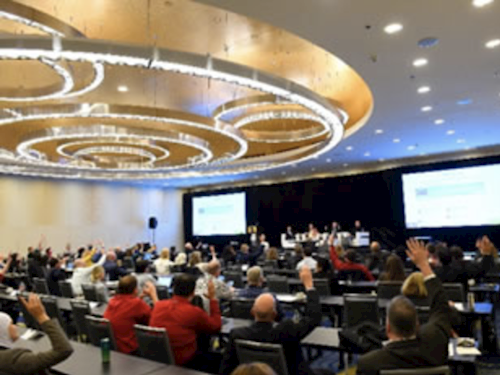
[351,220,365,235]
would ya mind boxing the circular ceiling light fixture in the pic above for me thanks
[434,119,445,125]
[485,39,500,49]
[417,86,431,94]
[421,106,433,112]
[473,0,494,7]
[413,58,428,67]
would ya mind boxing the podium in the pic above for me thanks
[352,231,370,247]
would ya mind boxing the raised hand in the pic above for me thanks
[478,236,496,256]
[19,293,50,324]
[299,265,314,290]
[406,238,432,276]
[142,281,158,303]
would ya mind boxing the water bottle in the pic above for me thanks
[467,292,475,310]
[100,338,110,364]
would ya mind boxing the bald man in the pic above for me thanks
[220,266,322,375]
[195,259,234,302]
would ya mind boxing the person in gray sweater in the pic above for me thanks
[0,293,73,375]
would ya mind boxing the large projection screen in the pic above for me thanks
[192,192,247,236]
[402,164,500,229]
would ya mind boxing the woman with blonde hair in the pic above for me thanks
[186,251,203,276]
[154,248,174,275]
[402,272,428,299]
[231,363,276,375]
[90,265,109,302]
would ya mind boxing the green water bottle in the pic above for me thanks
[100,338,110,364]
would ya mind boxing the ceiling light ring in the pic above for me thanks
[16,125,214,172]
[73,146,159,163]
[57,139,170,162]
[212,94,290,121]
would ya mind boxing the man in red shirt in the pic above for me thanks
[149,274,221,370]
[329,236,375,281]
[103,275,158,354]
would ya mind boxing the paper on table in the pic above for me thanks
[20,329,37,340]
[454,302,464,311]
[89,302,99,309]
[276,294,298,303]
[449,343,481,356]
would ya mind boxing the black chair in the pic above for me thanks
[123,257,135,270]
[59,281,74,298]
[134,324,175,364]
[338,269,367,282]
[70,299,91,342]
[380,366,450,375]
[224,271,244,289]
[267,276,290,294]
[18,292,40,330]
[33,278,50,295]
[235,339,289,375]
[443,283,465,302]
[82,284,99,302]
[264,260,279,269]
[40,295,65,330]
[85,315,117,350]
[377,281,403,300]
[231,299,254,319]
[343,294,380,328]
[313,279,331,296]
[156,285,170,300]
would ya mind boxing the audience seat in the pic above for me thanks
[267,275,290,294]
[235,339,289,375]
[313,279,331,296]
[224,271,244,289]
[156,285,170,300]
[40,295,66,331]
[338,269,367,282]
[134,324,175,364]
[377,281,403,300]
[85,315,117,350]
[81,284,99,302]
[33,278,50,295]
[443,283,465,302]
[59,281,74,298]
[70,299,91,342]
[343,294,380,328]
[230,298,254,320]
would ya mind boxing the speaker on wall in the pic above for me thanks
[149,217,158,229]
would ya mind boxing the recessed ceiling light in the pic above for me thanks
[447,130,455,135]
[473,0,494,7]
[384,23,403,34]
[346,146,353,151]
[393,138,401,143]
[421,106,433,112]
[407,145,416,151]
[457,139,466,144]
[375,129,384,134]
[326,158,332,163]
[413,58,428,67]
[364,152,371,157]
[417,86,431,94]
[117,85,129,92]
[434,119,445,125]
[457,98,473,105]
[486,39,500,49]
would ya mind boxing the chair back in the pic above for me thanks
[123,257,135,270]
[18,292,41,330]
[82,284,99,302]
[313,278,331,296]
[264,260,278,269]
[156,285,170,300]
[70,299,91,341]
[380,366,450,375]
[338,269,367,282]
[343,294,380,328]
[377,281,403,300]
[33,277,50,295]
[134,324,175,364]
[59,281,74,298]
[267,275,290,294]
[40,295,65,329]
[235,339,289,375]
[231,298,254,319]
[443,283,465,302]
[224,271,244,288]
[415,306,431,325]
[85,315,117,350]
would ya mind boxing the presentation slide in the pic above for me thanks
[192,192,247,236]
[402,164,500,229]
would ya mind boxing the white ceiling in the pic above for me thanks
[175,0,500,190]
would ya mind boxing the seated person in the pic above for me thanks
[154,248,174,275]
[103,251,128,281]
[379,255,406,282]
[402,272,428,302]
[365,241,390,273]
[296,247,317,272]
[314,257,339,295]
[0,294,73,375]
[90,266,109,302]
[238,266,284,320]
[0,311,18,347]
[222,245,237,265]
[195,259,234,302]
[104,276,157,354]
[356,239,455,375]
[46,257,68,296]
[186,251,204,277]
[149,274,222,369]
[329,236,374,281]
[236,244,250,264]
[133,260,156,293]
[231,363,277,375]
[0,255,12,284]
[70,250,106,295]
[220,266,322,375]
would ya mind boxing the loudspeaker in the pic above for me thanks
[148,217,158,229]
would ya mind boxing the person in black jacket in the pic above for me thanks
[46,258,68,296]
[356,238,463,375]
[220,266,322,375]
